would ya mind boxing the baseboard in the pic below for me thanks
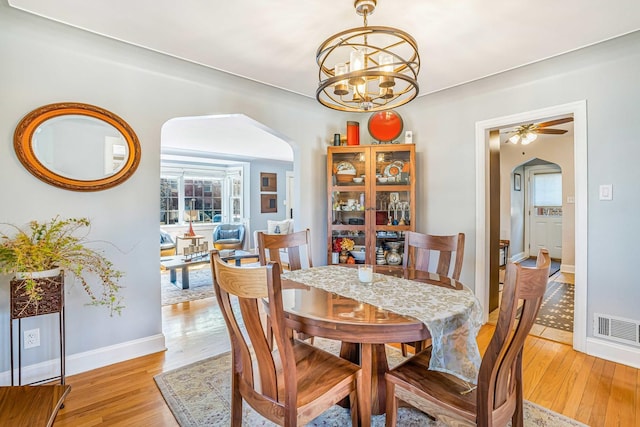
[0,334,166,385]
[510,252,527,263]
[561,263,575,273]
[586,336,640,370]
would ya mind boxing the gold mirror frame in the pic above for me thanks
[14,102,141,192]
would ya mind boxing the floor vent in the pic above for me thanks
[593,313,640,347]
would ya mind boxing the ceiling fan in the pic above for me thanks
[504,117,574,145]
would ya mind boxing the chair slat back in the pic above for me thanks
[257,229,313,271]
[402,232,465,280]
[211,252,296,411]
[477,249,550,422]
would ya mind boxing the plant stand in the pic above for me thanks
[9,273,66,386]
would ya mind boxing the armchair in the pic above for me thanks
[160,229,176,256]
[212,224,245,250]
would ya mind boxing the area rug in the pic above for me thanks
[535,281,574,332]
[161,265,215,305]
[155,338,587,427]
[518,258,561,277]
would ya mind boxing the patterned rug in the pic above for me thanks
[154,337,587,427]
[161,265,215,305]
[535,281,574,332]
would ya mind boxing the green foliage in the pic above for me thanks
[0,216,124,315]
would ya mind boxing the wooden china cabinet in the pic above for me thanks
[327,144,416,267]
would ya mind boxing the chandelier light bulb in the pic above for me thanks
[349,49,366,86]
[333,63,349,96]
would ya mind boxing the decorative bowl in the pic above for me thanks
[377,177,388,183]
[350,250,366,262]
[352,177,363,183]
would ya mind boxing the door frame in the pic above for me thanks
[475,100,587,352]
[524,164,563,260]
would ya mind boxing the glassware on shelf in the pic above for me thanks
[385,241,402,265]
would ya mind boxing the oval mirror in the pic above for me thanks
[14,102,141,191]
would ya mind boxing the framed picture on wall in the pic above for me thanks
[261,194,278,213]
[260,172,277,192]
[514,173,521,191]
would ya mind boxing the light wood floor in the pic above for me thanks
[53,295,639,427]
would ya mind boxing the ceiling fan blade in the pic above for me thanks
[535,128,567,135]
[536,117,574,128]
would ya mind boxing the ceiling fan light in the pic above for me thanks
[521,132,537,145]
[509,134,520,144]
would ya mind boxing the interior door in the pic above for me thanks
[527,168,563,259]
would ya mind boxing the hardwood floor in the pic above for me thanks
[53,296,638,426]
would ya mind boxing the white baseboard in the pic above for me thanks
[510,252,527,263]
[0,334,166,385]
[586,336,640,370]
[561,263,575,273]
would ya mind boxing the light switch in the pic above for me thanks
[567,196,575,204]
[599,184,613,201]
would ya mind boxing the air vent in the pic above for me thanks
[593,313,640,347]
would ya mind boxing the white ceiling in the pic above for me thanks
[9,0,636,158]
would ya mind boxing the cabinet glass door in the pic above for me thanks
[370,146,415,267]
[328,147,368,264]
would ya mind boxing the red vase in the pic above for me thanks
[346,121,360,146]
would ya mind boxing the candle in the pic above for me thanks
[358,265,374,283]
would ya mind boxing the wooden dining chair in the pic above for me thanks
[401,231,465,355]
[211,252,362,426]
[402,231,465,280]
[384,248,551,427]
[256,229,313,271]
[257,229,314,345]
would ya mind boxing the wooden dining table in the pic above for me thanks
[278,265,482,426]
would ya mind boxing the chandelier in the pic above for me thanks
[508,125,538,145]
[316,0,420,112]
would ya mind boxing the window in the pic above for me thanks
[533,172,562,207]
[160,177,179,224]
[160,167,244,225]
[184,178,222,223]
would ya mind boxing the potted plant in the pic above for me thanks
[0,216,124,316]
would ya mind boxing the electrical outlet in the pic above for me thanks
[24,328,40,349]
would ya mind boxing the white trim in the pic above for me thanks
[561,264,575,274]
[586,337,640,370]
[0,334,166,385]
[475,100,588,354]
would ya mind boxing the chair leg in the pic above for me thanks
[512,353,525,427]
[385,380,398,427]
[349,387,359,427]
[231,374,243,426]
[401,343,409,357]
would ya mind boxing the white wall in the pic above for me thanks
[0,4,346,378]
[1,2,639,376]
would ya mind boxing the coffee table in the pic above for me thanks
[160,250,258,289]
[160,255,209,289]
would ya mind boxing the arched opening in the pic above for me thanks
[159,113,295,304]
